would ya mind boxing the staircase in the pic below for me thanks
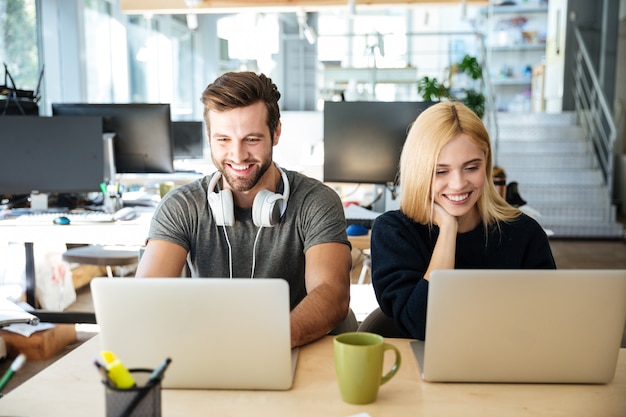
[494,111,624,239]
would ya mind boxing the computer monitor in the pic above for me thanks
[0,116,104,196]
[51,103,174,173]
[323,101,435,185]
[1,99,39,115]
[172,121,205,159]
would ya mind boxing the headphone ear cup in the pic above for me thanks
[208,189,235,226]
[252,190,283,227]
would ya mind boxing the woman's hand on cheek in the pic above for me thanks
[433,203,458,230]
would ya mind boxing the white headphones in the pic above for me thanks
[207,165,290,228]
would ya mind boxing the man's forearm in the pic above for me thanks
[289,284,350,347]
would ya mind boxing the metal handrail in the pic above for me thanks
[571,25,617,194]
[478,35,499,166]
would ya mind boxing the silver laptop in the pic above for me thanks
[91,277,297,390]
[411,269,626,384]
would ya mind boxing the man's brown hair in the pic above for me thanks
[201,71,281,139]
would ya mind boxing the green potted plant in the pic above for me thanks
[455,54,482,81]
[417,54,486,119]
[416,76,451,102]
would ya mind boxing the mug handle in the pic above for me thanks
[380,343,401,385]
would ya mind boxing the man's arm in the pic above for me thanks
[289,242,352,348]
[135,240,189,278]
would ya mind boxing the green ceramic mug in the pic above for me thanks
[333,332,401,405]
[159,181,175,199]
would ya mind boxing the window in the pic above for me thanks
[127,15,172,104]
[83,0,123,102]
[169,15,195,119]
[316,5,481,103]
[0,0,40,100]
[216,13,280,75]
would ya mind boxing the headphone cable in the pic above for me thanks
[217,179,234,279]
[221,226,234,279]
[250,227,263,279]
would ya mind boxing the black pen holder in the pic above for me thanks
[104,369,161,417]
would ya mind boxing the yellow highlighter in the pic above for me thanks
[100,350,136,389]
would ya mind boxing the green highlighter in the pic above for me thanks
[0,353,27,393]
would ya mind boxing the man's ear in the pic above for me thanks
[273,120,282,146]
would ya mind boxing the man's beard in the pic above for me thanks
[219,160,272,192]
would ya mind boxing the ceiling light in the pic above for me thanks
[186,14,198,30]
[296,11,317,45]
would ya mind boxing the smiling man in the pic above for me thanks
[370,101,556,341]
[136,72,352,348]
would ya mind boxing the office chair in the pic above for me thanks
[357,307,404,338]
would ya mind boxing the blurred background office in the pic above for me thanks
[1,0,625,330]
[3,0,624,192]
[1,3,626,384]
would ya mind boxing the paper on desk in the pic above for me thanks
[0,297,40,328]
[2,322,55,337]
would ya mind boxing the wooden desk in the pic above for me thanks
[348,232,370,251]
[2,335,625,417]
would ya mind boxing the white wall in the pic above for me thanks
[274,111,324,180]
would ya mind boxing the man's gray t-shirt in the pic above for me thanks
[147,169,350,309]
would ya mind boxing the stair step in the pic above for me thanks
[527,204,616,223]
[504,169,604,186]
[498,154,595,170]
[517,185,611,205]
[543,223,625,239]
[496,112,578,126]
[497,126,586,141]
[497,141,588,154]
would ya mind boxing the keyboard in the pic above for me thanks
[344,205,381,229]
[15,211,116,224]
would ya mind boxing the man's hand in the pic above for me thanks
[289,242,352,347]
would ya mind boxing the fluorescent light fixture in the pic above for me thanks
[303,25,317,45]
[186,13,198,30]
[296,11,317,45]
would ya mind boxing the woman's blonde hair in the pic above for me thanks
[399,101,520,228]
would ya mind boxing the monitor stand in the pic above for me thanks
[103,133,116,183]
[29,191,49,211]
[370,184,400,213]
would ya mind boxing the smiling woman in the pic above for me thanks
[369,101,556,341]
